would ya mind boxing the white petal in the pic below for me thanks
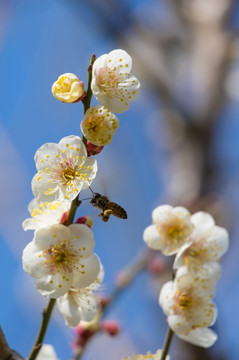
[143,224,162,250]
[57,292,82,327]
[80,157,98,190]
[32,173,61,202]
[34,224,71,249]
[69,224,95,258]
[34,142,59,171]
[168,315,190,334]
[159,281,175,316]
[22,241,49,279]
[177,327,218,348]
[207,225,229,258]
[36,344,59,360]
[58,135,87,158]
[107,49,132,73]
[191,211,215,231]
[152,205,172,224]
[72,253,100,289]
[27,198,39,213]
[92,54,108,74]
[35,271,72,298]
[22,218,38,231]
[173,242,191,270]
[172,206,192,221]
[175,266,219,296]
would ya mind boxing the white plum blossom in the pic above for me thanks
[57,260,104,327]
[174,211,229,272]
[52,73,85,103]
[22,224,100,298]
[143,205,194,255]
[22,198,71,231]
[91,49,140,113]
[122,350,169,360]
[159,267,219,348]
[81,105,119,146]
[32,135,97,202]
[36,344,60,360]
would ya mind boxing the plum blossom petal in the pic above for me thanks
[22,224,99,298]
[22,198,71,231]
[159,268,218,347]
[177,327,218,348]
[57,260,104,327]
[81,105,119,146]
[91,49,140,113]
[143,205,194,255]
[52,73,85,103]
[32,135,97,202]
[174,211,229,271]
[36,344,60,360]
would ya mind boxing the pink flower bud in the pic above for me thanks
[60,210,69,225]
[101,320,121,336]
[148,255,166,275]
[86,140,104,156]
[71,324,95,351]
[75,215,94,229]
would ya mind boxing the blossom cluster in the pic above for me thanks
[143,205,229,348]
[22,49,140,332]
[52,49,140,150]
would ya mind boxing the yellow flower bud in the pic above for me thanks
[52,73,86,103]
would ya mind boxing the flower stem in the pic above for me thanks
[82,54,96,147]
[27,299,56,360]
[28,54,96,360]
[160,327,174,360]
[66,195,80,226]
[83,54,96,115]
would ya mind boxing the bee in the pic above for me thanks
[89,189,127,222]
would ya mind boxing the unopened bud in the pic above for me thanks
[101,320,121,336]
[86,141,104,156]
[71,324,95,351]
[148,255,166,275]
[52,73,86,103]
[60,210,69,225]
[75,215,94,229]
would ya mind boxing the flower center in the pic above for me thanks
[167,226,182,240]
[85,117,99,134]
[62,167,76,181]
[58,77,72,92]
[174,289,194,313]
[178,293,193,309]
[44,241,80,274]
